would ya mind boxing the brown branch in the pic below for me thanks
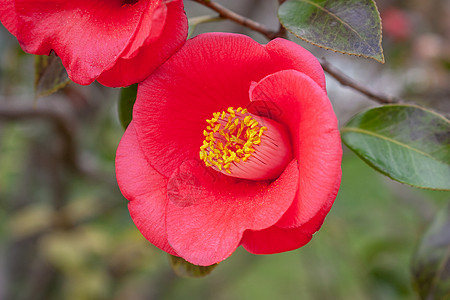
[275,0,288,39]
[0,105,78,168]
[0,104,116,184]
[191,0,278,39]
[191,0,403,105]
[319,58,402,104]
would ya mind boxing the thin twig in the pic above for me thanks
[0,104,116,184]
[192,0,404,105]
[0,105,78,167]
[188,15,224,38]
[191,0,278,39]
[276,0,288,38]
[319,58,402,104]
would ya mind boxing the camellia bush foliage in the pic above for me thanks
[0,0,449,298]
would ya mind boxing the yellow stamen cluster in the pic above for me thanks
[199,107,267,174]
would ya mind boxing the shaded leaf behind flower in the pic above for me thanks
[341,105,450,190]
[169,255,219,278]
[35,52,70,99]
[278,0,384,63]
[118,84,138,130]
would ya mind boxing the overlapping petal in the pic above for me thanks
[117,33,342,265]
[0,0,188,86]
[250,70,342,228]
[98,0,188,86]
[242,173,342,254]
[133,33,275,177]
[165,159,299,266]
[0,0,17,35]
[116,123,177,255]
[265,38,326,91]
[241,225,312,255]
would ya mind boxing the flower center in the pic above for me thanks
[199,107,292,180]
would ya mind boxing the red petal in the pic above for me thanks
[0,0,17,36]
[242,173,341,254]
[241,226,312,254]
[165,159,299,266]
[250,70,342,228]
[119,2,166,60]
[116,122,177,255]
[265,38,326,91]
[97,0,188,87]
[133,33,274,177]
[13,0,164,85]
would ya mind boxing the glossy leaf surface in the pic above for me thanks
[341,105,450,190]
[278,0,384,62]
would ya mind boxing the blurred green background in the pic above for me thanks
[1,0,449,299]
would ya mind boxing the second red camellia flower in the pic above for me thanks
[116,33,342,266]
[0,0,188,87]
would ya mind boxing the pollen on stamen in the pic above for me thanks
[199,106,292,180]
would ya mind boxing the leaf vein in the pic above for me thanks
[296,0,377,53]
[342,127,449,165]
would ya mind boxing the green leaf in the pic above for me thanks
[278,0,384,63]
[118,84,138,130]
[35,52,70,99]
[169,255,218,278]
[412,204,450,300]
[341,105,450,190]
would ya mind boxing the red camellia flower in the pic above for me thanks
[0,0,188,87]
[116,33,342,266]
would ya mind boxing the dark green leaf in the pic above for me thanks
[412,204,450,300]
[118,84,138,130]
[35,52,70,98]
[278,0,384,63]
[341,105,450,190]
[169,255,218,278]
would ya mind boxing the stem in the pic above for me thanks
[191,0,403,105]
[0,104,115,183]
[191,0,278,39]
[319,58,401,104]
[0,105,78,167]
[188,15,224,38]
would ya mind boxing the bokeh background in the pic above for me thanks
[0,0,449,299]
